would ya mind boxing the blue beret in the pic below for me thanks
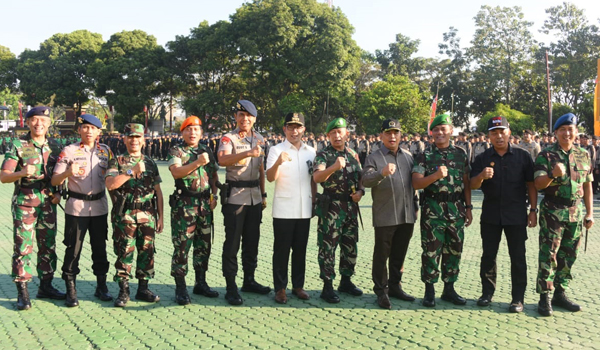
[235,100,258,118]
[553,113,577,131]
[26,106,50,118]
[77,114,102,129]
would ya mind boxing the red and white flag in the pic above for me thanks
[427,94,438,135]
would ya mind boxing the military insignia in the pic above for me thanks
[44,109,50,116]
[78,168,85,176]
[389,121,396,127]
[292,114,300,123]
[236,102,242,110]
[22,146,38,159]
[78,117,83,124]
[239,158,247,166]
[221,136,231,145]
[336,119,344,126]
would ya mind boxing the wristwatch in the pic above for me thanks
[262,193,267,198]
[126,169,134,176]
[465,204,473,210]
[530,207,539,214]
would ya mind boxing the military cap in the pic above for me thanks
[235,100,258,118]
[284,112,305,126]
[429,113,452,130]
[77,114,102,129]
[487,116,509,130]
[124,123,144,137]
[593,136,600,140]
[523,129,533,135]
[26,106,51,118]
[459,132,467,137]
[180,115,202,131]
[479,132,486,137]
[326,118,347,133]
[553,113,577,131]
[513,135,521,140]
[381,119,401,132]
[579,134,589,139]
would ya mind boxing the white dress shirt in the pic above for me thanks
[266,139,316,219]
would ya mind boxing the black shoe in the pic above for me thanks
[320,280,340,303]
[441,282,467,305]
[422,283,435,307]
[241,275,271,295]
[65,278,79,307]
[174,276,191,305]
[37,278,66,300]
[377,294,392,309]
[94,275,113,301]
[477,295,493,307]
[225,288,243,305]
[552,290,581,312]
[193,270,219,298]
[509,300,524,313]
[135,279,160,303]
[114,280,130,307]
[538,293,553,316]
[338,276,363,296]
[388,283,415,301]
[16,282,31,311]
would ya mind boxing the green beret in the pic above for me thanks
[429,113,452,130]
[326,118,347,133]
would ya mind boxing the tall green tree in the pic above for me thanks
[541,2,600,111]
[356,75,429,135]
[229,0,361,130]
[92,30,167,125]
[468,6,537,114]
[17,30,103,113]
[0,88,21,120]
[476,103,535,134]
[0,45,17,90]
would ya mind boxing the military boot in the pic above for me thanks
[538,293,553,316]
[37,277,66,300]
[422,283,435,307]
[552,286,581,312]
[174,276,191,305]
[440,282,467,305]
[114,280,130,307]
[136,279,160,302]
[94,275,113,301]
[193,270,219,297]
[338,275,363,296]
[65,278,79,307]
[225,276,243,305]
[320,280,340,303]
[16,282,32,311]
[241,272,271,295]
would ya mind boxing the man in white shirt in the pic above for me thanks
[266,113,316,304]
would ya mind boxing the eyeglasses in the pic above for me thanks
[306,160,314,175]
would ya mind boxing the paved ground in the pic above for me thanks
[0,159,599,349]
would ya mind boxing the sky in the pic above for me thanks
[2,0,600,59]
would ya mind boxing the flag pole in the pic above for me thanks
[594,59,600,136]
[545,51,552,133]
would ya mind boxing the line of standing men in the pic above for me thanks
[2,103,594,316]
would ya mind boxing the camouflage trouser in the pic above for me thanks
[112,218,156,282]
[12,202,58,282]
[537,210,582,293]
[420,215,465,284]
[171,205,212,277]
[317,201,358,281]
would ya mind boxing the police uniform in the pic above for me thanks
[313,118,364,303]
[1,106,66,310]
[412,114,471,307]
[53,114,113,307]
[106,124,162,307]
[219,100,271,305]
[168,116,220,305]
[534,113,594,316]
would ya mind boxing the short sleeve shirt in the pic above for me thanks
[313,145,362,195]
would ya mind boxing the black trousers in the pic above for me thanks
[272,218,310,292]
[480,222,527,301]
[372,224,414,296]
[222,203,262,278]
[61,214,109,280]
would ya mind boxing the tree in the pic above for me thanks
[92,30,167,125]
[0,45,17,90]
[17,30,103,113]
[541,2,600,111]
[356,75,429,135]
[468,6,537,112]
[0,88,22,120]
[229,0,361,131]
[476,103,535,134]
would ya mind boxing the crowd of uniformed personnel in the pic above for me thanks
[0,102,595,317]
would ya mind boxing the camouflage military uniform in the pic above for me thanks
[413,144,469,283]
[168,143,218,277]
[313,145,362,281]
[2,133,61,282]
[106,153,161,282]
[534,143,593,293]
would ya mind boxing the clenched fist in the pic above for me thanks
[437,165,448,179]
[335,157,346,171]
[382,163,396,177]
